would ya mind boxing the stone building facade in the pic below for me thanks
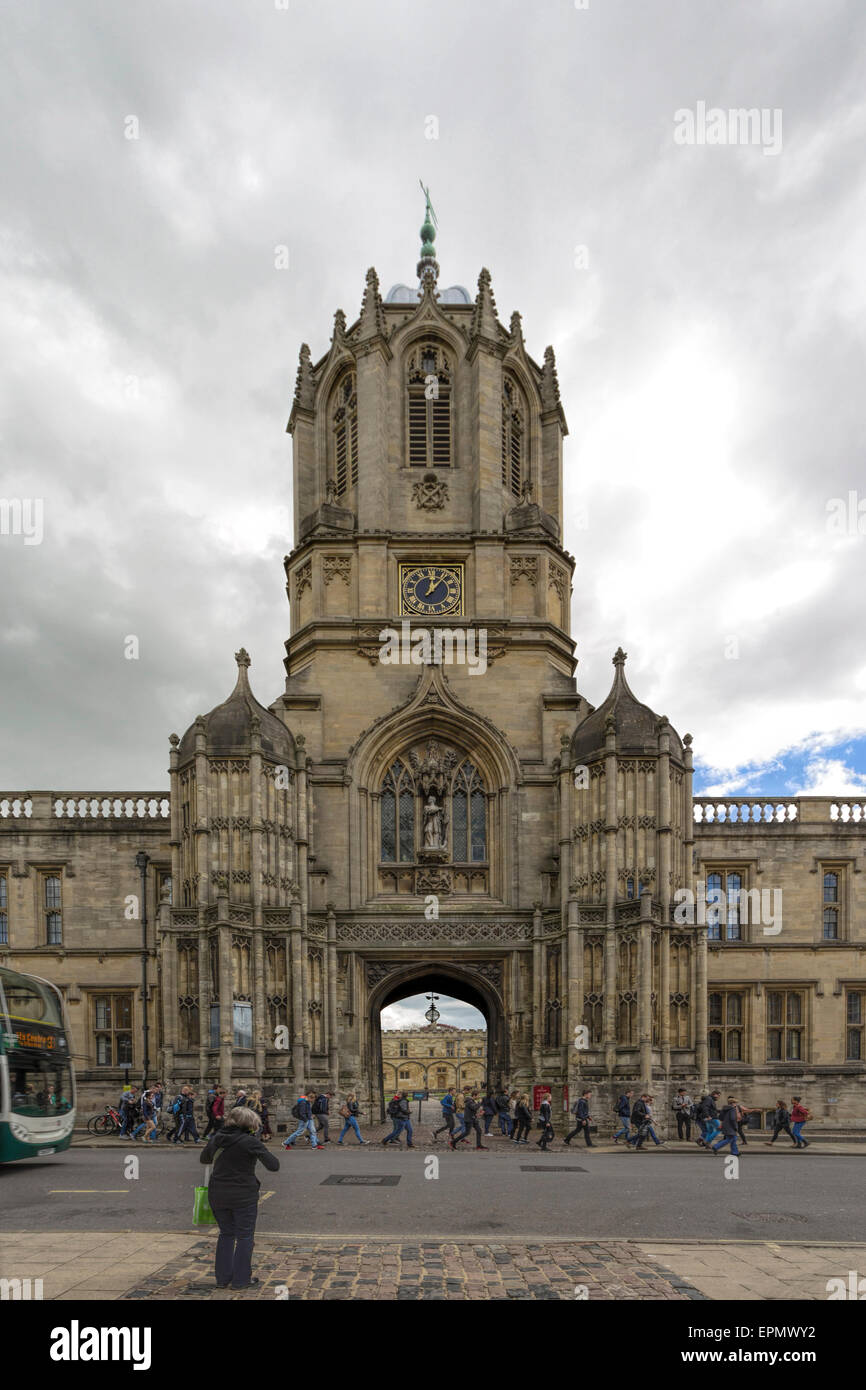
[1,217,864,1127]
[381,1024,487,1095]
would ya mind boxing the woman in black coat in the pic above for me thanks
[200,1106,279,1290]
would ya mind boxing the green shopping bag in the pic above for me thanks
[193,1164,217,1226]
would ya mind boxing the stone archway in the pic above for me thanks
[367,959,509,1121]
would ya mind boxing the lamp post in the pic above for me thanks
[134,851,150,1089]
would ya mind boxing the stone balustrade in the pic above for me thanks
[0,792,170,820]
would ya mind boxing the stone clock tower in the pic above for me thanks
[269,201,701,1117]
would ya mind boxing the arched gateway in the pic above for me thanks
[366,961,508,1120]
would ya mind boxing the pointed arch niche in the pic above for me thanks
[347,687,520,907]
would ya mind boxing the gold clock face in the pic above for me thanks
[399,563,463,617]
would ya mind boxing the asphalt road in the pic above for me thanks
[1,1145,863,1243]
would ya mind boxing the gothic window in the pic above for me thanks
[847,991,864,1060]
[177,939,200,1051]
[451,761,487,863]
[43,873,62,946]
[331,371,358,499]
[380,760,416,862]
[708,990,744,1062]
[92,992,133,1067]
[706,869,742,941]
[0,870,7,945]
[766,989,805,1061]
[501,376,525,496]
[407,343,451,467]
[823,870,840,939]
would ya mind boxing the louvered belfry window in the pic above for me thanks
[501,376,524,496]
[332,371,358,498]
[407,344,451,467]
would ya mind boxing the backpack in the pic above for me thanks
[290,1102,301,1119]
[171,1097,182,1115]
[387,1098,401,1119]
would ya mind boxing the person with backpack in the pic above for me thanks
[671,1088,692,1141]
[564,1089,594,1147]
[708,1096,741,1156]
[283,1092,320,1149]
[696,1091,721,1148]
[337,1092,368,1144]
[627,1094,651,1149]
[535,1092,554,1152]
[432,1087,457,1143]
[512,1094,532,1144]
[381,1092,406,1145]
[765,1098,797,1146]
[494,1089,512,1137]
[165,1088,184,1142]
[451,1090,487,1150]
[169,1086,191,1143]
[480,1091,496,1135]
[118,1086,139,1138]
[613,1089,633,1144]
[312,1091,331,1143]
[790,1096,811,1149]
[201,1105,280,1291]
[384,1091,415,1147]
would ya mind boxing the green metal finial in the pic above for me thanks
[417,179,439,283]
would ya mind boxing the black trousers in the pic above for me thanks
[434,1112,455,1137]
[454,1117,483,1147]
[676,1111,692,1140]
[513,1121,530,1141]
[770,1121,796,1143]
[565,1119,593,1146]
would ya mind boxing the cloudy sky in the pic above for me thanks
[2,0,865,804]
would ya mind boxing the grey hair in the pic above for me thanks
[227,1105,261,1132]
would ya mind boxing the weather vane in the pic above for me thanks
[419,178,438,228]
[425,991,440,1025]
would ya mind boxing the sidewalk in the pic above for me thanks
[71,1128,866,1156]
[3,1230,863,1301]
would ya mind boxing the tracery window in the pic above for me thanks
[380,761,416,863]
[501,376,525,496]
[379,756,487,864]
[331,371,358,498]
[407,343,451,467]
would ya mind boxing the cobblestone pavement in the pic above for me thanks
[120,1235,708,1301]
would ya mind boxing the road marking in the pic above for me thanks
[259,1191,275,1203]
[48,1189,129,1194]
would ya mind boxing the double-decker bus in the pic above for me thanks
[0,965,76,1162]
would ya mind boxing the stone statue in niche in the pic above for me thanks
[422,793,447,850]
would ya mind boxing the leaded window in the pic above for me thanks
[380,761,416,863]
[706,869,742,941]
[708,990,744,1061]
[767,989,805,1061]
[451,761,487,863]
[823,872,839,939]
